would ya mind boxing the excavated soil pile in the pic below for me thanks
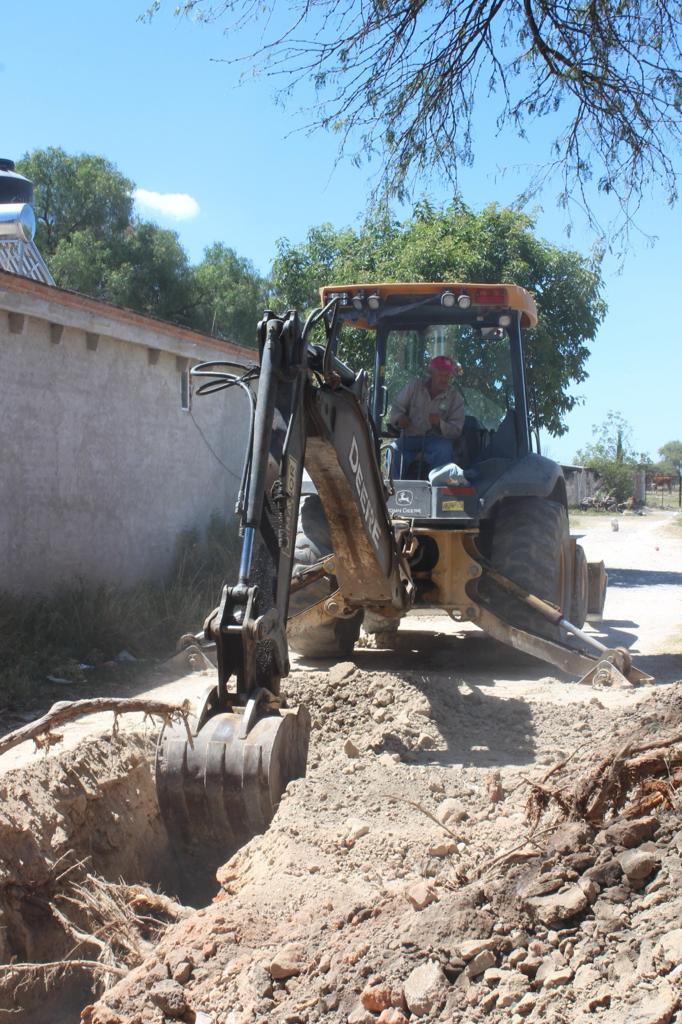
[83,661,682,1024]
[0,732,189,1023]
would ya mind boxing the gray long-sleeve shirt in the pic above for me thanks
[389,377,465,439]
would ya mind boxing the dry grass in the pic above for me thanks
[0,515,240,709]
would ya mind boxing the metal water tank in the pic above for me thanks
[0,158,33,204]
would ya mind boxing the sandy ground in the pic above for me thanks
[3,508,679,776]
[1,509,681,1024]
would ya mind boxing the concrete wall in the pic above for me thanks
[562,465,601,507]
[0,271,255,595]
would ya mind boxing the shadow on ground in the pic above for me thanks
[607,568,682,588]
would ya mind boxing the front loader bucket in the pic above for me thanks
[156,688,310,896]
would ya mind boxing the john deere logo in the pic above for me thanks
[396,489,414,505]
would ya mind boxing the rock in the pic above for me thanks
[347,1008,375,1024]
[247,963,273,1000]
[467,950,496,978]
[436,798,468,825]
[515,994,536,1017]
[428,839,458,857]
[149,980,187,1019]
[527,884,588,925]
[508,949,527,967]
[171,961,192,984]
[617,848,658,882]
[542,967,573,989]
[658,929,682,969]
[458,938,497,961]
[202,940,217,959]
[584,857,623,889]
[483,967,503,986]
[344,737,361,758]
[330,662,356,685]
[593,899,627,933]
[519,955,543,977]
[577,875,600,903]
[535,957,562,985]
[487,769,504,803]
[360,985,393,1013]
[403,961,449,1016]
[604,815,658,849]
[546,822,592,856]
[344,943,370,965]
[345,818,370,842]
[406,881,438,910]
[416,732,436,749]
[496,971,529,1008]
[572,965,600,990]
[270,943,307,979]
[480,989,499,1013]
[588,989,611,1011]
[377,1012,409,1024]
[624,984,678,1024]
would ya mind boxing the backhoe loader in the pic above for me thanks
[156,282,648,870]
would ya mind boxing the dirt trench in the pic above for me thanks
[0,730,201,1023]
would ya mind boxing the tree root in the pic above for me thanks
[524,725,682,828]
[0,697,193,758]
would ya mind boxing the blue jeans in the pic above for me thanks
[395,435,453,475]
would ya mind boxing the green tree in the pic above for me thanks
[272,200,606,436]
[194,244,269,346]
[575,411,649,501]
[106,222,198,324]
[16,146,267,336]
[17,147,133,257]
[156,0,682,240]
[656,440,682,476]
[50,222,198,325]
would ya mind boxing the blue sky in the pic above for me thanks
[3,0,680,465]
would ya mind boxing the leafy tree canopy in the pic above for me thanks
[151,0,682,241]
[575,410,649,501]
[17,147,133,257]
[656,440,682,475]
[193,243,270,344]
[16,147,265,344]
[273,200,606,436]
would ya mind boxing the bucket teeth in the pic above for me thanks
[155,699,310,886]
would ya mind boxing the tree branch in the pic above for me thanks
[0,697,192,758]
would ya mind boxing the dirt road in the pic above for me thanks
[1,510,681,1024]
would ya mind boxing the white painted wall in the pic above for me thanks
[0,273,255,595]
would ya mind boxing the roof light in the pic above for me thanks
[473,287,508,305]
[457,292,471,310]
[440,290,456,308]
[498,314,512,327]
[367,292,381,311]
[351,291,365,312]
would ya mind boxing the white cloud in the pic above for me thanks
[133,188,200,221]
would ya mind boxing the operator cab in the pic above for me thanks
[320,282,538,526]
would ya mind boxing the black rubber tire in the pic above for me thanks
[570,543,589,629]
[288,494,363,658]
[484,497,572,638]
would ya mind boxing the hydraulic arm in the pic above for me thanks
[155,301,407,872]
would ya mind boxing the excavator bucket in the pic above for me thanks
[156,687,310,887]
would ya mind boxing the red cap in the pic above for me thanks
[429,355,455,374]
